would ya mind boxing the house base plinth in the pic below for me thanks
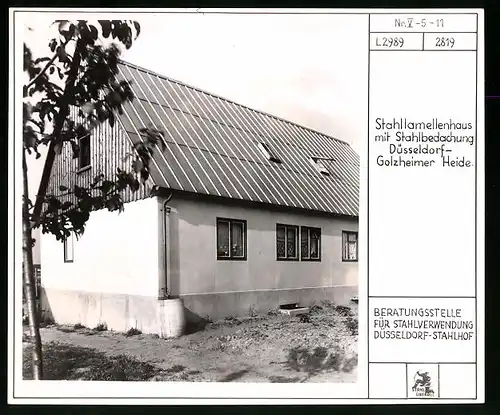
[180,285,357,322]
[39,285,357,334]
[40,287,171,335]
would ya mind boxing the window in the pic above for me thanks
[310,157,331,176]
[78,134,91,170]
[301,226,321,261]
[217,218,247,260]
[64,233,74,263]
[276,224,299,260]
[258,142,282,163]
[342,231,358,262]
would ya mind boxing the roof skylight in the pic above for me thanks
[310,157,331,176]
[258,142,282,163]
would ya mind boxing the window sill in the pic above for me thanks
[301,258,322,262]
[342,259,358,263]
[77,165,91,174]
[217,256,247,261]
[277,257,299,262]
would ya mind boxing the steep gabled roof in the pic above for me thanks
[115,61,359,217]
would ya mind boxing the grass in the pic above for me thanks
[23,342,164,381]
[23,302,358,382]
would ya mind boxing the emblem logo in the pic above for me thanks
[411,370,435,398]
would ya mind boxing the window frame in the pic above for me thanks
[216,217,247,261]
[300,226,322,262]
[342,230,358,262]
[63,233,74,263]
[276,223,299,261]
[78,133,91,171]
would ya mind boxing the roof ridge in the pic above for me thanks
[118,59,354,148]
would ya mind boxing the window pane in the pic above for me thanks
[342,232,348,260]
[64,233,74,262]
[348,232,357,242]
[277,225,286,258]
[348,241,357,260]
[231,222,244,257]
[287,227,297,258]
[80,136,91,167]
[310,232,319,259]
[300,228,309,258]
[217,221,230,257]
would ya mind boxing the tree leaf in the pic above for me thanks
[61,201,73,210]
[56,46,68,63]
[99,20,112,38]
[24,44,33,71]
[133,21,141,38]
[54,142,63,155]
[70,141,80,159]
[132,159,144,173]
[34,57,51,65]
[89,25,98,41]
[140,169,149,182]
[49,39,57,52]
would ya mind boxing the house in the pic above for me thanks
[40,61,359,334]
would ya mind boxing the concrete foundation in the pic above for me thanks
[180,285,358,321]
[40,285,357,333]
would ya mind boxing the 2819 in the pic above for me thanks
[435,37,455,48]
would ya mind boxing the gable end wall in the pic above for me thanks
[46,106,153,206]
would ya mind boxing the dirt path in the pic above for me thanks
[24,303,358,383]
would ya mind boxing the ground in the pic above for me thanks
[23,301,358,383]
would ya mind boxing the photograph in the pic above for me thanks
[20,11,363,385]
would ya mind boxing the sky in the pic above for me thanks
[21,11,368,201]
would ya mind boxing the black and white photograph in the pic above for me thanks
[19,11,362,385]
[11,7,485,405]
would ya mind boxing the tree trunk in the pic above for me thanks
[22,150,43,380]
[31,39,84,225]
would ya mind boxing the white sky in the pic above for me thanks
[22,11,368,200]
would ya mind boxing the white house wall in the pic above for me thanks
[165,195,358,320]
[40,197,162,332]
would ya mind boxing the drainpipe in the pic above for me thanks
[156,188,173,300]
[162,192,173,299]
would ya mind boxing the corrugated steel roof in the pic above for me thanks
[115,61,360,217]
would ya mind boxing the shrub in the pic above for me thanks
[309,304,323,314]
[249,305,258,318]
[93,322,108,332]
[125,327,142,337]
[39,313,55,328]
